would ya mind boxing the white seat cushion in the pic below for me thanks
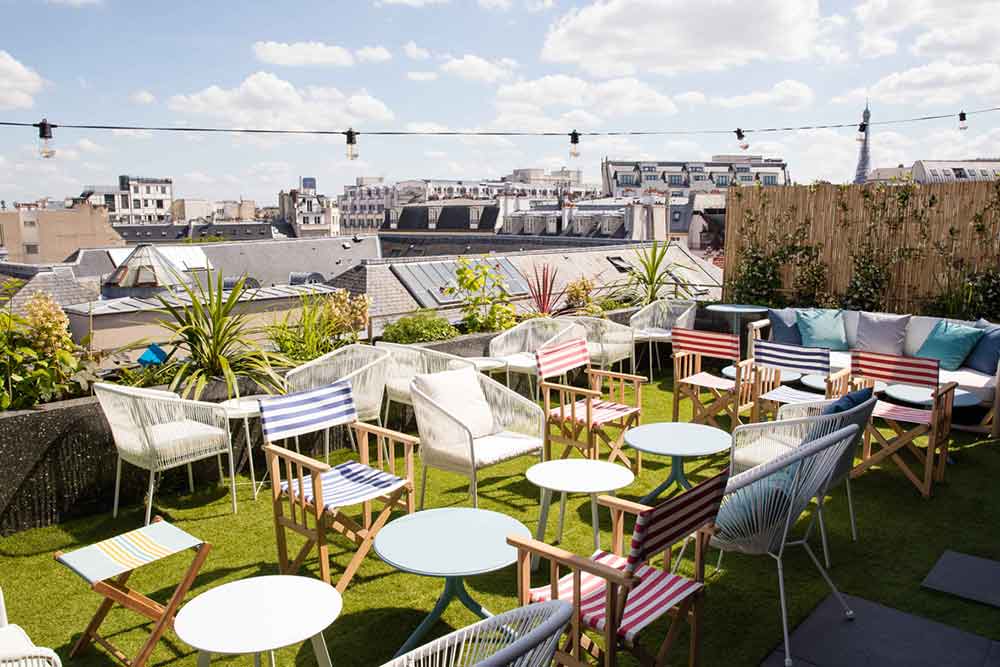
[941,366,996,403]
[634,327,672,342]
[385,376,413,405]
[500,352,538,374]
[413,366,496,439]
[145,420,228,467]
[733,436,797,471]
[0,624,34,652]
[470,431,542,467]
[829,350,850,370]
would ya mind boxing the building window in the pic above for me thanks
[133,198,141,208]
[132,185,139,194]
[315,216,321,224]
[668,175,684,186]
[644,174,659,182]
[739,175,753,182]
[144,186,150,194]
[121,194,129,209]
[672,211,681,221]
[735,166,750,173]
[160,185,166,194]
[22,219,36,228]
[762,174,778,185]
[715,176,729,186]
[692,174,706,181]
[953,168,967,179]
[156,199,164,209]
[23,243,38,255]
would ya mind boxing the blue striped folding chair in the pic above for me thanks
[260,379,416,592]
[54,517,210,667]
[751,339,851,421]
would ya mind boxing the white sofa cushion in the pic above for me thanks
[470,430,542,467]
[940,367,996,404]
[842,310,861,348]
[412,366,496,439]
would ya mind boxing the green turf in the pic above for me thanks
[2,372,999,666]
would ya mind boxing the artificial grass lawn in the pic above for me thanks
[2,372,1000,666]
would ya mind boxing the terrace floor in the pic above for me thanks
[2,371,999,666]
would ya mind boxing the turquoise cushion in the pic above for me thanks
[795,309,848,351]
[966,319,1000,375]
[915,320,984,371]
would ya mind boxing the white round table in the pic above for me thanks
[219,395,269,499]
[706,304,768,334]
[624,422,731,503]
[884,384,980,408]
[175,575,341,667]
[800,374,887,394]
[374,508,530,657]
[722,364,801,383]
[526,459,634,559]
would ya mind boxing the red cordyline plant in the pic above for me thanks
[526,264,567,316]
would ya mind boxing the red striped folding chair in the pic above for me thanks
[538,338,646,468]
[509,469,729,667]
[672,328,753,431]
[848,351,956,498]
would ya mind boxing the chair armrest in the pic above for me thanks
[263,444,332,473]
[351,422,417,482]
[586,368,647,384]
[506,534,632,587]
[747,318,770,340]
[540,380,601,400]
[777,400,832,421]
[479,374,544,438]
[596,494,651,516]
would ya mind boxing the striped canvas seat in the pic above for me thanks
[530,550,701,642]
[681,371,735,391]
[549,399,640,427]
[281,460,407,510]
[58,521,201,584]
[760,385,824,405]
[872,401,932,425]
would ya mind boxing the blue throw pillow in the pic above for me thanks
[795,309,848,351]
[768,308,802,345]
[966,319,1000,375]
[915,320,984,371]
[821,387,873,415]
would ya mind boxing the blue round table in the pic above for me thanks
[723,364,801,384]
[800,374,887,394]
[884,384,980,408]
[374,508,530,657]
[706,304,768,334]
[624,422,731,504]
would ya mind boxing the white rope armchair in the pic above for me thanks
[628,299,697,377]
[488,319,583,397]
[285,343,390,423]
[411,367,545,508]
[0,588,61,667]
[374,342,475,426]
[381,600,571,667]
[560,315,635,371]
[94,383,235,526]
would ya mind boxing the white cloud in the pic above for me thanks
[674,91,707,106]
[478,0,511,8]
[0,51,43,110]
[403,41,430,60]
[541,0,840,77]
[252,41,354,67]
[440,54,517,83]
[833,61,1000,107]
[374,0,448,5]
[407,71,439,81]
[168,72,394,131]
[713,80,815,112]
[526,0,555,10]
[854,0,1000,61]
[495,75,676,116]
[130,89,155,105]
[111,128,152,139]
[356,46,392,63]
[76,138,104,153]
[184,171,215,184]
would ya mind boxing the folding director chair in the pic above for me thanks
[849,350,956,498]
[55,517,210,667]
[751,339,850,421]
[672,328,753,431]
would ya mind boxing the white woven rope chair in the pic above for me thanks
[411,366,545,508]
[629,299,696,378]
[375,342,475,427]
[714,424,860,667]
[381,600,572,667]
[94,383,236,526]
[751,339,851,421]
[0,588,61,667]
[488,318,583,398]
[286,343,390,423]
[560,315,635,372]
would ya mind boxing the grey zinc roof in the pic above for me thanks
[7,267,99,316]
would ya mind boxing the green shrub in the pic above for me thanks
[382,310,459,344]
[267,290,370,363]
[445,257,516,333]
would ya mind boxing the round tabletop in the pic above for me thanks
[174,576,342,655]
[526,459,635,495]
[705,304,768,315]
[800,374,887,393]
[375,508,529,578]
[219,395,268,419]
[722,365,801,383]
[624,422,730,458]
[467,356,507,372]
[884,384,980,408]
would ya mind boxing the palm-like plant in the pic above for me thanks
[526,263,567,317]
[158,273,286,399]
[624,241,694,306]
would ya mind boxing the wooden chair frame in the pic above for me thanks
[673,351,753,432]
[542,368,645,471]
[509,495,715,667]
[752,366,852,422]
[55,516,211,667]
[265,421,415,591]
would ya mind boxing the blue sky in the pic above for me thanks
[1,0,998,205]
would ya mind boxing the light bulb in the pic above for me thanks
[735,128,749,151]
[958,111,968,131]
[345,128,358,160]
[38,118,55,159]
[569,130,580,159]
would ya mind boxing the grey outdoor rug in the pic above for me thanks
[760,594,1000,666]
[922,550,1000,609]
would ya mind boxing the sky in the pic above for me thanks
[1,0,999,206]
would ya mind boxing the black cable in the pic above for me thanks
[2,105,998,137]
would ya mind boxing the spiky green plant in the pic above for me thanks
[525,263,566,316]
[622,241,694,306]
[158,273,286,399]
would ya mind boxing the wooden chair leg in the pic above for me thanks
[70,572,132,658]
[335,489,403,592]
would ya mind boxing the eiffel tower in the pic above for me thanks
[853,101,871,184]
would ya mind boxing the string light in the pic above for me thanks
[958,111,968,131]
[856,121,867,143]
[569,130,580,159]
[735,128,749,151]
[38,118,54,159]
[345,128,358,160]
